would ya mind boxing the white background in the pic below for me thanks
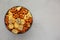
[0,0,60,40]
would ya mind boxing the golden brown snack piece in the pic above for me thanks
[4,6,33,34]
[10,7,17,13]
[12,29,19,34]
[8,24,14,29]
[19,14,25,19]
[20,7,28,15]
[13,13,19,19]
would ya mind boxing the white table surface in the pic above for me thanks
[0,0,60,40]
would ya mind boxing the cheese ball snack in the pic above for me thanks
[4,6,33,34]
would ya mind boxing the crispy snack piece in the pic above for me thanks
[4,6,33,34]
